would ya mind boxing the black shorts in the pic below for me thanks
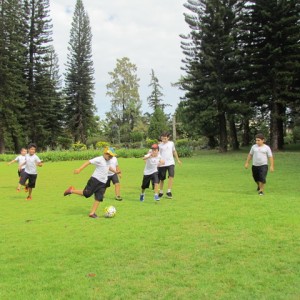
[18,168,25,178]
[83,177,106,201]
[141,172,159,189]
[106,174,119,188]
[158,165,175,181]
[252,165,268,184]
[19,172,37,188]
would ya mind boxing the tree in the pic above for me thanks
[148,107,169,139]
[180,0,239,152]
[244,0,300,150]
[64,0,96,144]
[106,57,142,142]
[147,69,164,111]
[0,0,27,153]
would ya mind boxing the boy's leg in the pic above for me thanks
[72,189,84,196]
[90,201,100,215]
[115,183,121,197]
[27,188,33,200]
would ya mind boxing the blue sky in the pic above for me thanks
[50,0,189,118]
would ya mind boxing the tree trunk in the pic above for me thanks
[242,118,250,146]
[277,103,285,150]
[270,102,279,151]
[0,123,5,154]
[229,116,239,150]
[218,112,228,152]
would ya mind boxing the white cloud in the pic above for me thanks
[50,0,189,118]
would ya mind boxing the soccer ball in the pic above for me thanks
[104,205,117,218]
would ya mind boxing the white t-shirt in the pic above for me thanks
[158,141,175,166]
[108,156,118,176]
[143,153,162,175]
[250,144,273,166]
[89,156,110,183]
[15,155,26,169]
[24,154,41,174]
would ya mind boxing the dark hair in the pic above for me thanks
[255,133,265,140]
[160,132,170,138]
[28,143,37,149]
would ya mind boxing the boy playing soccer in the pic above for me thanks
[158,132,182,199]
[7,147,27,191]
[245,133,274,195]
[140,144,164,202]
[63,147,121,218]
[19,144,43,200]
[106,155,123,201]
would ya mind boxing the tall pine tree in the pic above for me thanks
[64,0,95,144]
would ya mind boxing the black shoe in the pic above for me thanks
[158,193,163,198]
[89,213,98,218]
[166,192,172,199]
[115,196,123,201]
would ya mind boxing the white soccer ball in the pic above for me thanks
[104,205,117,218]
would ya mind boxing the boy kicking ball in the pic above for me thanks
[64,147,121,218]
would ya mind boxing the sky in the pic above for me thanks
[50,0,190,119]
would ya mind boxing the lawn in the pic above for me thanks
[0,150,299,299]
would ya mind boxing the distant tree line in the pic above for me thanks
[178,0,300,151]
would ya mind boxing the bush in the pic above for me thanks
[175,139,189,147]
[145,138,158,148]
[95,141,109,149]
[72,142,87,151]
[176,146,192,157]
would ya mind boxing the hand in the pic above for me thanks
[177,159,182,165]
[244,162,249,169]
[74,169,81,174]
[270,166,274,172]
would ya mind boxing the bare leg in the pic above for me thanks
[115,183,121,197]
[168,177,174,190]
[258,182,265,192]
[154,183,159,195]
[90,201,100,215]
[159,180,164,191]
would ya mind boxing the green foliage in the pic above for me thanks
[95,141,109,149]
[72,142,87,151]
[175,139,189,147]
[147,107,169,139]
[145,138,158,149]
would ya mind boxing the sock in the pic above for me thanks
[160,190,163,193]
[167,189,171,193]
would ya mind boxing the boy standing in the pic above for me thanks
[158,132,182,199]
[106,155,122,201]
[63,147,121,218]
[19,144,43,200]
[245,133,274,195]
[7,147,27,191]
[140,144,164,202]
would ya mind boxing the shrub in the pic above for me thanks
[72,142,87,151]
[95,141,109,149]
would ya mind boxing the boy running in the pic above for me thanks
[245,133,274,195]
[63,147,121,218]
[19,144,43,200]
[106,155,123,201]
[140,144,164,202]
[7,147,27,191]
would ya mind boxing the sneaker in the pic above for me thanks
[258,191,264,196]
[26,196,32,201]
[158,193,163,198]
[25,185,28,192]
[140,194,145,202]
[89,213,98,218]
[154,194,160,201]
[64,186,74,196]
[166,192,173,199]
[115,196,123,201]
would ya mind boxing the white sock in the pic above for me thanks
[167,189,171,193]
[160,190,163,194]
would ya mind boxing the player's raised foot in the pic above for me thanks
[26,196,32,201]
[64,186,74,196]
[89,213,98,218]
[166,192,173,199]
[154,194,160,201]
[158,192,163,198]
[140,194,145,202]
[115,196,123,201]
[258,191,264,196]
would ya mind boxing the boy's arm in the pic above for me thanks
[269,156,274,172]
[7,159,16,165]
[173,149,182,165]
[244,154,252,169]
[74,161,91,174]
[142,153,151,160]
[109,166,121,174]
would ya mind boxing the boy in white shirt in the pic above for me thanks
[106,156,122,201]
[140,144,164,202]
[19,144,43,200]
[245,133,274,195]
[158,132,181,199]
[7,147,27,191]
[64,147,121,218]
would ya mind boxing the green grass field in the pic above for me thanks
[0,151,299,299]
